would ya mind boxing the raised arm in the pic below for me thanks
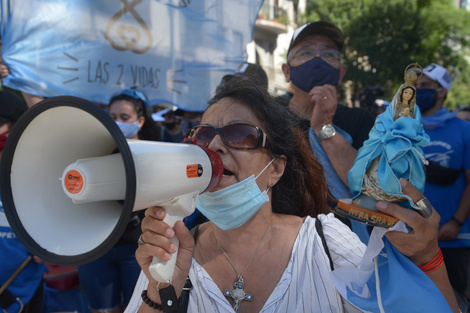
[308,84,359,186]
[438,169,470,241]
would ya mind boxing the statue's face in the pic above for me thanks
[402,88,414,103]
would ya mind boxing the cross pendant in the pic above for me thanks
[224,275,252,313]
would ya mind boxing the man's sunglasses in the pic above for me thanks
[186,123,269,150]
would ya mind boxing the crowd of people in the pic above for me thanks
[1,18,469,313]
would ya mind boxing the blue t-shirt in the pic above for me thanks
[422,117,470,248]
[0,196,45,312]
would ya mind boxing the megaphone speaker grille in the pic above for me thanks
[0,96,136,266]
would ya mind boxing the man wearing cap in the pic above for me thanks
[0,90,46,313]
[416,63,470,304]
[281,21,376,241]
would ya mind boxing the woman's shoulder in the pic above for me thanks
[307,214,366,268]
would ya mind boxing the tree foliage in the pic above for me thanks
[303,0,470,109]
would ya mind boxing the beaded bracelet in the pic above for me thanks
[419,248,444,274]
[141,290,163,311]
[141,286,179,313]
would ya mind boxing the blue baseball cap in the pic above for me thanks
[118,88,149,107]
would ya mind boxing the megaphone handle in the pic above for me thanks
[148,193,197,283]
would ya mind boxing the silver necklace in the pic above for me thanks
[215,225,271,313]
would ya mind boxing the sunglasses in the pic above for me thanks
[186,123,269,150]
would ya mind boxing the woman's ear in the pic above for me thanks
[269,155,287,187]
[138,116,145,129]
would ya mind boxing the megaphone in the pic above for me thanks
[0,96,222,283]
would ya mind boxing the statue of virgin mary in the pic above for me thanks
[335,64,430,227]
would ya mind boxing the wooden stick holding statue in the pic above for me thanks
[334,63,432,228]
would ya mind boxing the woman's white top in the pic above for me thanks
[125,213,366,313]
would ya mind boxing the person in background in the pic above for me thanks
[0,90,46,313]
[457,106,470,122]
[416,63,470,310]
[77,88,160,313]
[237,62,269,90]
[179,110,203,138]
[358,86,386,116]
[281,21,376,242]
[160,109,184,143]
[0,64,43,107]
[108,88,161,141]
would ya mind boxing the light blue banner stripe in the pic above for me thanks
[1,0,263,111]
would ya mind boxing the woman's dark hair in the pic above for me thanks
[399,86,416,104]
[208,75,329,217]
[109,90,161,141]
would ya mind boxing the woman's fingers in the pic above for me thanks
[399,178,423,202]
[136,207,195,291]
[172,220,195,285]
[375,179,440,266]
[140,207,177,259]
[376,179,439,226]
[145,206,166,220]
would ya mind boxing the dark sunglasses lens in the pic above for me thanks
[223,124,259,149]
[191,126,215,147]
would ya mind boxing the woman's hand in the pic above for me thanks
[135,206,195,294]
[376,178,440,266]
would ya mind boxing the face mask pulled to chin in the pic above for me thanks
[196,159,275,230]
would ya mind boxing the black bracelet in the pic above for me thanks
[142,290,163,311]
[451,216,464,227]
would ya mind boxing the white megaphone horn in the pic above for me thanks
[0,96,222,283]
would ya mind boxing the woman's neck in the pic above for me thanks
[211,206,274,251]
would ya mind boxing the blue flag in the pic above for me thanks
[331,223,453,313]
[0,0,263,111]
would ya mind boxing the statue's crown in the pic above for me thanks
[404,63,422,86]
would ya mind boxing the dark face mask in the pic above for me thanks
[289,57,340,92]
[164,122,177,130]
[416,88,437,113]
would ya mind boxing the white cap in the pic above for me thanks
[423,63,452,92]
[151,107,173,122]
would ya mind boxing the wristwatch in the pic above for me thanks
[317,124,336,142]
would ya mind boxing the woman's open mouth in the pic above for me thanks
[223,168,234,176]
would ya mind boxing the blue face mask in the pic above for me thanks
[197,159,275,230]
[116,121,139,139]
[289,57,340,92]
[416,88,437,113]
